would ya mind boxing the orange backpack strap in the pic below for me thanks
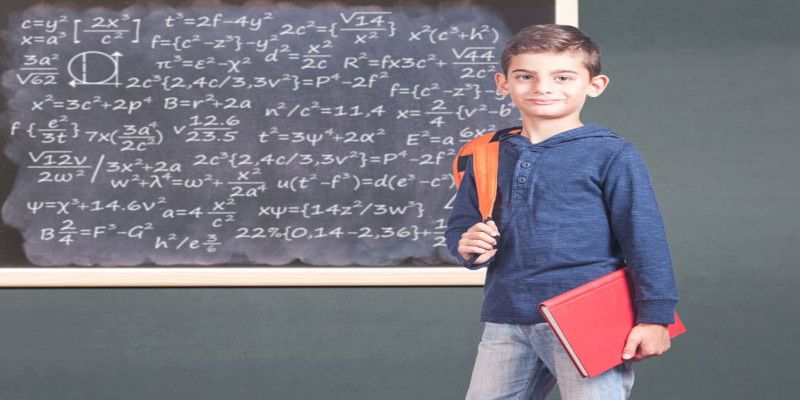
[452,133,494,189]
[451,128,522,220]
[471,140,501,220]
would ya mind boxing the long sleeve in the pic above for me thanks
[602,142,679,324]
[445,156,495,270]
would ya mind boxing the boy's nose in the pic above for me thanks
[532,82,553,94]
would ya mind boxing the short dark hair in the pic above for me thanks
[500,24,601,77]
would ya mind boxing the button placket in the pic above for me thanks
[512,149,539,203]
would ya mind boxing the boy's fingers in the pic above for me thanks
[469,221,500,238]
[472,231,498,246]
[622,334,641,361]
[462,224,497,245]
[487,219,500,235]
[485,220,500,247]
[459,219,500,262]
[465,238,493,251]
[469,222,494,235]
[459,247,496,265]
[461,245,489,254]
[473,249,497,264]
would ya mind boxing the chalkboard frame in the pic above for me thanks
[0,0,577,286]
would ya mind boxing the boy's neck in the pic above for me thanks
[520,118,584,144]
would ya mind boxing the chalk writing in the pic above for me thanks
[2,4,516,266]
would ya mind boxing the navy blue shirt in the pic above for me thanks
[445,124,679,325]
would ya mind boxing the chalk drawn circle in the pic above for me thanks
[67,51,119,85]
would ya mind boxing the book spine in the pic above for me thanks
[539,268,630,310]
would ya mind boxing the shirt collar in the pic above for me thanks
[498,124,609,149]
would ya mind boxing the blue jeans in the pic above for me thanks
[466,322,635,400]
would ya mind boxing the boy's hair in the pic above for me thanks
[500,24,601,78]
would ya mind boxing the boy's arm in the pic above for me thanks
[603,142,679,324]
[445,156,495,270]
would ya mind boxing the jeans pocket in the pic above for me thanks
[482,322,515,341]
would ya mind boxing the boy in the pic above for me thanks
[445,24,679,399]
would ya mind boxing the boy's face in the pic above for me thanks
[495,51,609,123]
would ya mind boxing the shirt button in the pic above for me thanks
[521,162,531,168]
[517,176,527,183]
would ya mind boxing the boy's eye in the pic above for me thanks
[516,75,531,80]
[555,76,572,82]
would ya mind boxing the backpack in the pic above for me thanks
[451,127,523,220]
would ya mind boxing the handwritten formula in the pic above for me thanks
[2,4,516,266]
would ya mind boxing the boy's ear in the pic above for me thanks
[587,74,610,98]
[495,72,510,95]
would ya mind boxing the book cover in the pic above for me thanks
[538,267,686,378]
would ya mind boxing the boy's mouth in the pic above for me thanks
[527,98,563,105]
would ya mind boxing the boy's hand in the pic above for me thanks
[622,323,671,362]
[457,219,500,265]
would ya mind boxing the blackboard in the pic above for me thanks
[0,0,565,284]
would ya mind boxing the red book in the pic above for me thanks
[538,267,686,378]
